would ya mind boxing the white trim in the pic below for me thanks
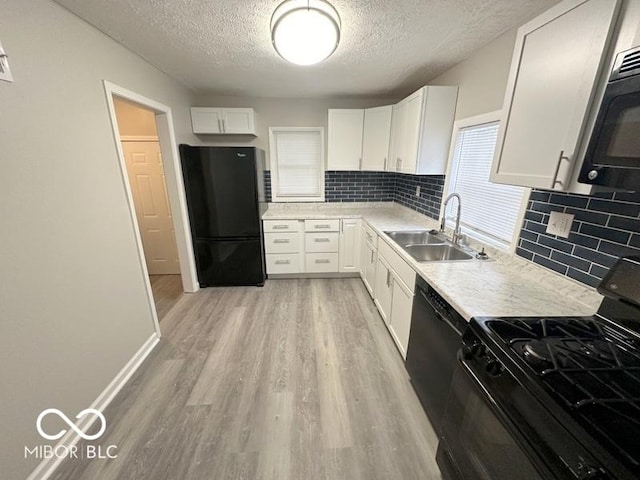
[441,111,530,252]
[103,82,199,335]
[269,126,326,203]
[120,135,159,142]
[26,333,160,480]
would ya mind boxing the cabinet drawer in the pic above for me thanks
[304,219,340,232]
[266,254,301,274]
[362,222,378,249]
[264,233,301,254]
[305,232,339,253]
[305,253,339,273]
[378,238,416,293]
[263,220,300,233]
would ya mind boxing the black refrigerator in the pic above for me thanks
[179,145,267,287]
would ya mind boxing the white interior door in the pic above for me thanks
[122,141,180,275]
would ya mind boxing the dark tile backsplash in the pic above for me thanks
[516,189,640,287]
[393,173,445,219]
[265,170,445,220]
[325,171,395,202]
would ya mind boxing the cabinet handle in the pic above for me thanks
[272,225,289,230]
[315,259,331,264]
[218,118,222,133]
[370,249,374,263]
[314,238,330,243]
[383,157,387,171]
[315,224,331,229]
[551,150,571,189]
[237,153,247,158]
[273,239,290,244]
[359,157,362,170]
[386,270,391,287]
[275,260,290,265]
[222,119,226,132]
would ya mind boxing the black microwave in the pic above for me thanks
[579,46,640,191]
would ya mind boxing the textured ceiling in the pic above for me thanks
[53,0,558,98]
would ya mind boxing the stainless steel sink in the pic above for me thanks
[404,244,474,262]
[384,230,446,246]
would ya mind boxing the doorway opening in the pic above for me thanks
[104,81,198,335]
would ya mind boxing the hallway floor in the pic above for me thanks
[149,274,183,321]
[52,279,441,480]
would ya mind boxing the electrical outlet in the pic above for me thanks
[546,211,574,238]
[0,41,13,83]
[415,186,420,197]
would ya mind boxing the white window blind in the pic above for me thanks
[270,128,324,202]
[446,121,525,247]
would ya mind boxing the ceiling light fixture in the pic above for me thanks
[270,0,341,66]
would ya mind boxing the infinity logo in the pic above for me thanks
[36,408,106,441]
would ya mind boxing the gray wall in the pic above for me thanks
[429,28,517,120]
[192,95,398,168]
[0,1,197,478]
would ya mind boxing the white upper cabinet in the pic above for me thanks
[327,109,365,170]
[190,107,256,135]
[490,0,620,190]
[361,105,393,171]
[389,86,458,175]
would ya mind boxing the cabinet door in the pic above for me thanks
[191,107,223,134]
[339,219,361,272]
[373,255,393,325]
[389,278,414,359]
[400,89,424,174]
[491,0,619,190]
[362,105,392,171]
[364,243,377,296]
[388,102,406,172]
[328,109,364,170]
[222,108,256,135]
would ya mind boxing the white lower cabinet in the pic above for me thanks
[264,217,361,276]
[374,255,393,325]
[339,219,361,273]
[372,237,416,359]
[361,238,377,295]
[388,277,413,358]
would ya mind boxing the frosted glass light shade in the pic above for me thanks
[271,0,341,66]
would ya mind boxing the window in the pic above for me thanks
[444,113,527,249]
[269,127,325,202]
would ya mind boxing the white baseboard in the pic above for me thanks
[26,333,160,480]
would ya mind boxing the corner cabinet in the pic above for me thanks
[190,107,256,135]
[339,219,361,273]
[388,86,458,175]
[327,109,365,170]
[490,0,620,190]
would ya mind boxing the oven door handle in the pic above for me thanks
[457,350,500,404]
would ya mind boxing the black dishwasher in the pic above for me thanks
[405,276,467,434]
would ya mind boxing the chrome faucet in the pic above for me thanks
[440,193,462,244]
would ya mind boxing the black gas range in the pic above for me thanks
[436,257,640,480]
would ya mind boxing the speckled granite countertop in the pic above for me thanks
[263,202,603,321]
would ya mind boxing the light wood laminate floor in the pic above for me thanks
[149,274,183,321]
[52,279,441,480]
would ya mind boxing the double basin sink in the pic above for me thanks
[384,230,475,262]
